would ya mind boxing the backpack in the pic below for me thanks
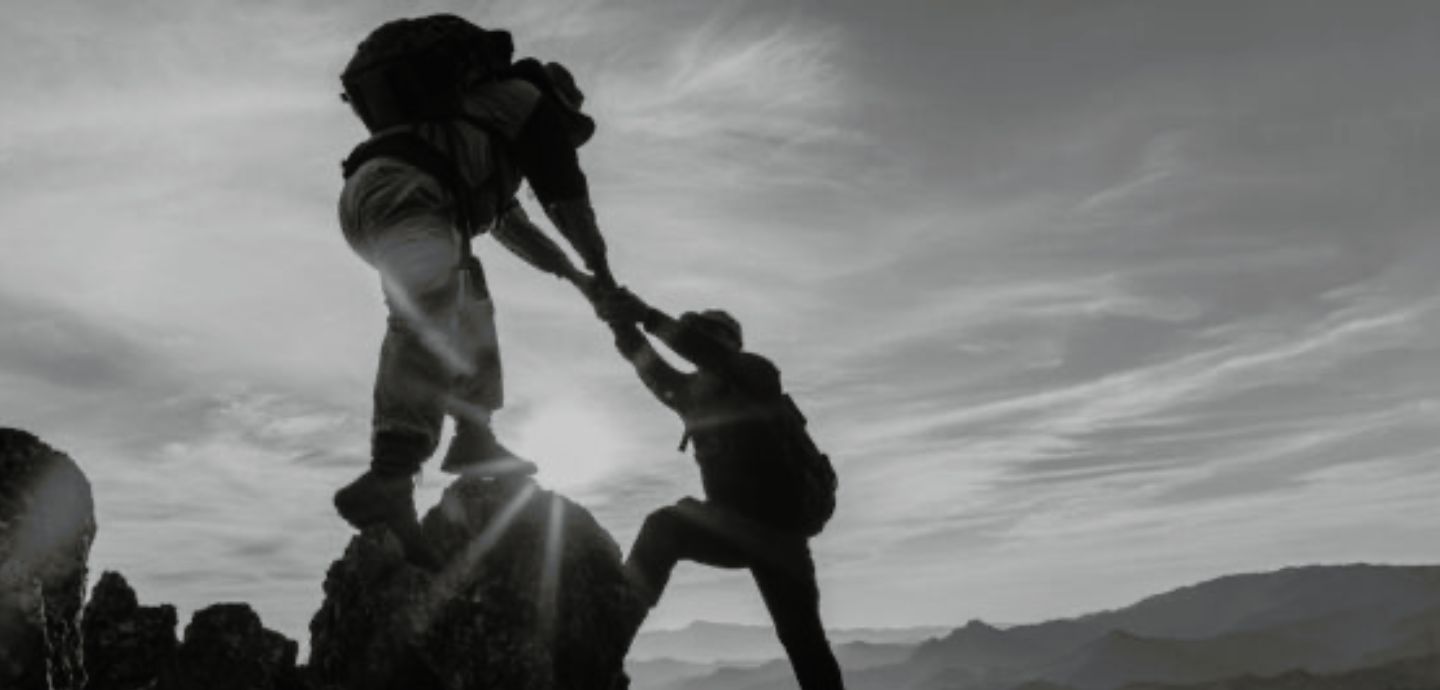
[341,15,514,133]
[768,392,839,537]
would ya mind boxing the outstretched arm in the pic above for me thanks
[637,308,740,376]
[600,288,740,384]
[490,202,597,296]
[610,320,692,412]
[511,95,613,285]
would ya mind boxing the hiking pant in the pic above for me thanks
[626,499,846,690]
[339,158,503,473]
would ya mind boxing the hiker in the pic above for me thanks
[597,289,845,690]
[331,14,614,567]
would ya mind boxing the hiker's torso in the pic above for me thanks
[680,353,801,530]
[338,78,540,240]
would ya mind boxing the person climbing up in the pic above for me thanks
[597,289,845,690]
[331,14,615,569]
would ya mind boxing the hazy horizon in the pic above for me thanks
[3,0,1438,643]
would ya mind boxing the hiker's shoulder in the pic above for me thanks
[459,78,542,139]
[738,351,778,371]
[734,352,782,391]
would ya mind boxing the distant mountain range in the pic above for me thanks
[628,564,1440,690]
[630,620,951,663]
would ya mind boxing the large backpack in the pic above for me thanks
[341,14,514,133]
[768,392,839,537]
[340,17,594,236]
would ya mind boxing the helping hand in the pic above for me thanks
[595,286,650,324]
[566,269,603,303]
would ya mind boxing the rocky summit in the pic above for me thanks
[309,475,647,690]
[82,571,179,690]
[0,428,96,690]
[0,429,651,690]
[81,571,301,690]
[157,601,300,690]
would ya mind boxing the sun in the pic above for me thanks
[511,396,625,492]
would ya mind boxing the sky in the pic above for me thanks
[3,0,1439,644]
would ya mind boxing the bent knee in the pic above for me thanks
[373,229,463,310]
[639,505,687,538]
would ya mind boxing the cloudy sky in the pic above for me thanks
[3,0,1438,643]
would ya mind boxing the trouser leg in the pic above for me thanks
[619,501,752,665]
[370,319,446,474]
[443,257,504,428]
[367,221,501,470]
[625,501,752,607]
[753,549,846,690]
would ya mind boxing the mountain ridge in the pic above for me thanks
[639,563,1440,690]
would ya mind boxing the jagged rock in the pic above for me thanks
[81,571,179,690]
[156,603,300,690]
[309,477,647,690]
[0,428,96,690]
[80,571,300,690]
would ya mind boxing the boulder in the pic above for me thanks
[80,570,301,690]
[308,476,647,690]
[81,571,178,690]
[156,603,300,690]
[0,428,96,690]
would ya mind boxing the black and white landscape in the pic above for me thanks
[628,565,1440,690]
[2,2,1439,689]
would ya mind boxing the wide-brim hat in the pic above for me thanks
[679,309,743,350]
[512,58,596,147]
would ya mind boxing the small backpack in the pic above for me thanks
[769,392,839,537]
[679,370,839,537]
[679,345,839,537]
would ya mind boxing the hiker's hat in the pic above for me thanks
[546,61,596,147]
[510,58,596,147]
[680,309,743,350]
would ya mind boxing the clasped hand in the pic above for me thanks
[564,269,648,324]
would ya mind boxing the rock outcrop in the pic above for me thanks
[2,427,647,690]
[81,571,301,690]
[81,571,178,690]
[157,602,300,690]
[309,476,647,690]
[0,428,96,690]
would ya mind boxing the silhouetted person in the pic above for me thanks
[331,15,613,568]
[600,290,845,690]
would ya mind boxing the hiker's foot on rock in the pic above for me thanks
[387,512,443,572]
[441,424,537,478]
[334,470,417,529]
[333,470,443,571]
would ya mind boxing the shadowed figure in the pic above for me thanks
[329,14,615,569]
[599,291,845,690]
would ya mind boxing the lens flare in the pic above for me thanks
[538,495,565,636]
[513,397,624,492]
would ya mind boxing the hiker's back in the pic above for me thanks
[684,353,806,529]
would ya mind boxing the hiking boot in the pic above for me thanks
[333,470,442,571]
[440,423,538,478]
